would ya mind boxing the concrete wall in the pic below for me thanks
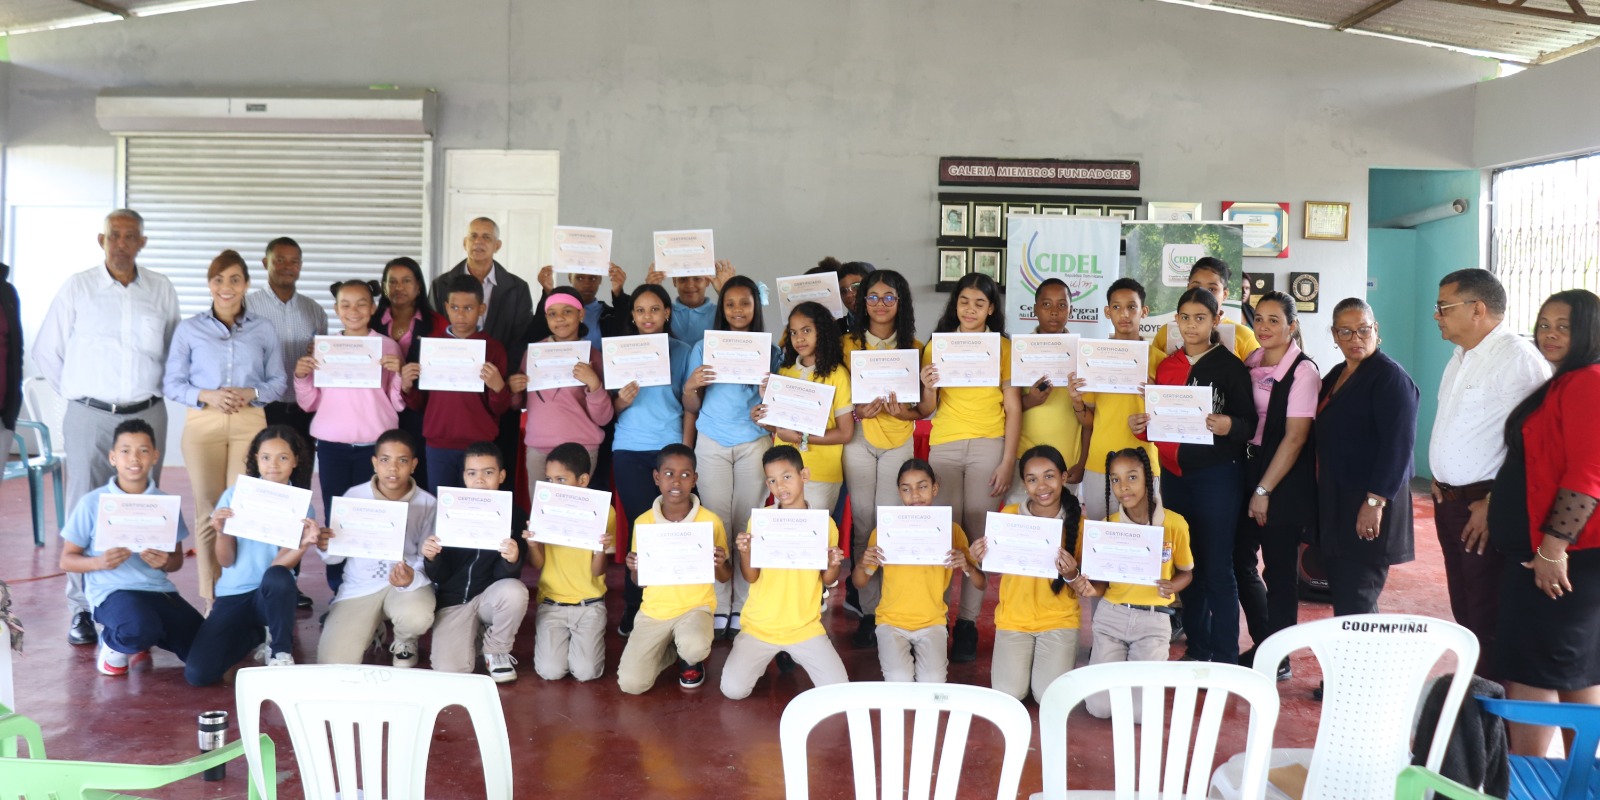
[1475,48,1600,168]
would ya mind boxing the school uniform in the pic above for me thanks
[869,523,971,683]
[670,297,716,346]
[533,508,617,681]
[315,479,437,664]
[991,503,1084,703]
[616,498,727,694]
[295,330,408,523]
[1083,506,1193,719]
[425,511,530,674]
[773,362,854,515]
[520,338,614,497]
[403,330,514,492]
[1079,347,1163,522]
[840,333,923,617]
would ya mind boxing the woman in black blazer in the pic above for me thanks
[0,263,23,443]
[1315,297,1420,617]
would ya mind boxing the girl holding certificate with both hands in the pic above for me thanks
[754,301,855,514]
[507,288,613,494]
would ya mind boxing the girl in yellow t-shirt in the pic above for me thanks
[755,301,855,514]
[970,445,1096,702]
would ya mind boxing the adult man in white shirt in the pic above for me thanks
[1429,268,1550,675]
[34,209,181,646]
[246,236,327,490]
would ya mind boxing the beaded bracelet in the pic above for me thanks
[1536,546,1569,565]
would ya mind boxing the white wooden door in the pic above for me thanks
[441,150,559,286]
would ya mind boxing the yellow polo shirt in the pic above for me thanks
[537,507,617,605]
[774,363,854,484]
[739,512,841,646]
[1082,341,1162,476]
[1152,318,1260,362]
[632,502,728,620]
[993,503,1083,633]
[842,333,922,450]
[1088,508,1193,608]
[923,336,1012,446]
[868,523,971,631]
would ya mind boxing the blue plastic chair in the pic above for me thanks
[1477,696,1600,800]
[3,421,64,547]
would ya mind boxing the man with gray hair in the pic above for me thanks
[34,208,180,645]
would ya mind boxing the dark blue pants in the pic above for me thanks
[1163,460,1244,664]
[613,449,663,617]
[426,445,468,493]
[317,440,376,523]
[183,566,297,686]
[94,589,204,660]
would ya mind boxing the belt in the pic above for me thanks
[76,396,160,415]
[1120,603,1177,616]
[1436,480,1494,503]
[542,597,604,608]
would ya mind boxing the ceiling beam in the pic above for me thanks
[64,0,131,18]
[1337,0,1407,30]
[1534,30,1600,62]
[1430,0,1599,24]
[1568,0,1588,15]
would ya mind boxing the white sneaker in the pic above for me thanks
[485,653,518,683]
[254,627,275,663]
[97,642,131,676]
[390,638,418,668]
[266,652,295,667]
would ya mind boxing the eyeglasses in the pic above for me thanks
[865,293,898,306]
[1434,300,1474,314]
[1334,326,1376,341]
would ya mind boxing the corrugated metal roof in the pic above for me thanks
[0,0,258,36]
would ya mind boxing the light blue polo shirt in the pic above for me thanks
[212,484,317,597]
[61,478,190,609]
[687,338,782,448]
[613,336,690,452]
[670,298,716,346]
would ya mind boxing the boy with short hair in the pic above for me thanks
[316,429,438,667]
[1070,278,1164,522]
[401,272,514,492]
[617,444,732,693]
[1149,257,1261,360]
[722,445,849,699]
[421,441,529,682]
[60,419,202,676]
[527,442,616,682]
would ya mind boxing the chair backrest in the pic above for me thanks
[21,377,66,458]
[779,682,1031,800]
[1037,661,1281,800]
[235,665,513,800]
[1252,614,1479,800]
[0,637,13,711]
[1476,696,1600,800]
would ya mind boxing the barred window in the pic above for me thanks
[1490,154,1600,336]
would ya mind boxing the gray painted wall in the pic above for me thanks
[1474,48,1600,168]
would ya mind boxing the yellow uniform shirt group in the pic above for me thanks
[739,513,841,646]
[841,333,922,451]
[631,501,728,621]
[868,523,971,631]
[537,507,618,605]
[774,363,854,483]
[993,503,1083,634]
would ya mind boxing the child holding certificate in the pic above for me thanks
[527,443,616,682]
[60,419,201,677]
[755,301,855,513]
[400,272,514,492]
[617,444,732,693]
[316,429,438,667]
[722,446,849,699]
[970,445,1096,702]
[185,426,321,685]
[1018,280,1090,494]
[916,272,1021,663]
[421,442,529,683]
[1149,257,1261,361]
[507,288,613,491]
[1069,278,1162,522]
[851,459,982,683]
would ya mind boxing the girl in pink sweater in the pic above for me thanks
[507,288,615,498]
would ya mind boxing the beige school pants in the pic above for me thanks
[877,624,949,683]
[534,601,607,681]
[430,578,529,674]
[183,405,266,604]
[1085,602,1174,719]
[842,432,914,615]
[317,585,437,665]
[616,606,714,694]
[992,628,1079,703]
[929,437,1006,621]
[720,632,848,700]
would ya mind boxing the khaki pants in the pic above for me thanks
[842,432,913,615]
[183,405,267,604]
[317,585,437,665]
[720,632,848,700]
[929,437,1006,621]
[534,601,606,681]
[877,624,948,683]
[616,606,714,694]
[1085,602,1174,719]
[696,436,772,615]
[992,628,1079,703]
[526,445,600,497]
[430,578,529,674]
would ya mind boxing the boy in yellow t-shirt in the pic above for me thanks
[616,444,733,693]
[852,458,984,683]
[722,445,849,699]
[526,443,617,683]
[1070,278,1163,521]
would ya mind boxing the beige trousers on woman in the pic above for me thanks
[182,405,266,605]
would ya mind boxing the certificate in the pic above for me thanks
[525,341,590,391]
[1076,338,1150,394]
[749,508,830,570]
[1160,321,1236,356]
[654,229,715,277]
[1081,520,1164,585]
[980,511,1062,580]
[875,506,952,566]
[702,331,772,385]
[418,337,486,392]
[435,487,514,551]
[634,522,715,586]
[775,273,846,320]
[1010,333,1079,387]
[1145,385,1214,445]
[602,334,672,390]
[224,475,312,550]
[551,226,612,276]
[850,349,920,404]
[94,493,182,552]
[760,374,836,436]
[929,332,1001,388]
[529,481,612,551]
[312,335,382,389]
[326,496,408,562]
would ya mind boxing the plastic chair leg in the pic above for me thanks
[26,470,44,547]
[51,466,65,530]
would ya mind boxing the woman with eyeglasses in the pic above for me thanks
[1314,297,1419,619]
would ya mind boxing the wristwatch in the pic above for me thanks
[1254,486,1271,497]
[1366,496,1388,508]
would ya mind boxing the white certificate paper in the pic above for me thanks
[981,512,1063,580]
[418,337,487,392]
[435,488,514,551]
[313,335,383,389]
[635,522,715,586]
[95,493,182,552]
[930,332,1002,388]
[602,334,672,390]
[224,475,312,550]
[749,508,830,570]
[1077,338,1150,395]
[326,496,408,562]
[702,331,772,385]
[1145,385,1213,445]
[654,229,715,277]
[551,226,612,277]
[1010,333,1080,387]
[525,341,590,391]
[876,506,952,566]
[529,481,612,552]
[1082,520,1164,585]
[760,374,836,436]
[850,349,920,405]
[775,273,847,320]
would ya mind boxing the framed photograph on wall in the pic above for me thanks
[938,248,970,282]
[1222,201,1291,258]
[1107,207,1136,220]
[1147,201,1202,222]
[1039,204,1071,215]
[1006,203,1036,217]
[1073,206,1105,217]
[940,203,970,238]
[972,204,1003,238]
[1304,201,1350,240]
[972,248,1003,282]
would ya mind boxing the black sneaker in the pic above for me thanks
[842,582,863,617]
[1276,658,1293,682]
[678,660,705,688]
[1238,647,1256,668]
[852,614,878,649]
[68,611,97,646]
[618,605,638,638]
[950,619,979,663]
[296,591,313,610]
[775,652,797,674]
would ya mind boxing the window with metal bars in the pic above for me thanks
[1490,154,1600,335]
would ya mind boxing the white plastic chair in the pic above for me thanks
[779,681,1031,800]
[1210,614,1479,800]
[21,378,67,460]
[1033,661,1281,800]
[235,664,513,799]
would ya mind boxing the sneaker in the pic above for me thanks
[254,626,273,663]
[618,605,638,638]
[724,612,741,640]
[296,591,313,610]
[1169,614,1186,643]
[69,611,98,645]
[390,638,418,668]
[852,614,877,649]
[842,583,863,617]
[950,619,979,663]
[678,660,705,688]
[775,652,797,675]
[1276,658,1292,682]
[486,653,518,683]
[267,652,296,667]
[97,642,131,676]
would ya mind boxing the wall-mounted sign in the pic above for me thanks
[939,157,1140,190]
[1290,271,1321,313]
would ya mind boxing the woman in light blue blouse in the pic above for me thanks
[163,249,286,606]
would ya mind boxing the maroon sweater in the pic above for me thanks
[403,331,515,450]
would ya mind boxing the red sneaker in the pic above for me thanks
[678,660,705,688]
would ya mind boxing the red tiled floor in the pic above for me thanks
[2,469,1457,798]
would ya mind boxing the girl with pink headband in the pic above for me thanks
[507,288,614,489]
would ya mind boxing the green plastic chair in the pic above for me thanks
[1395,765,1496,800]
[0,707,45,759]
[0,725,274,799]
